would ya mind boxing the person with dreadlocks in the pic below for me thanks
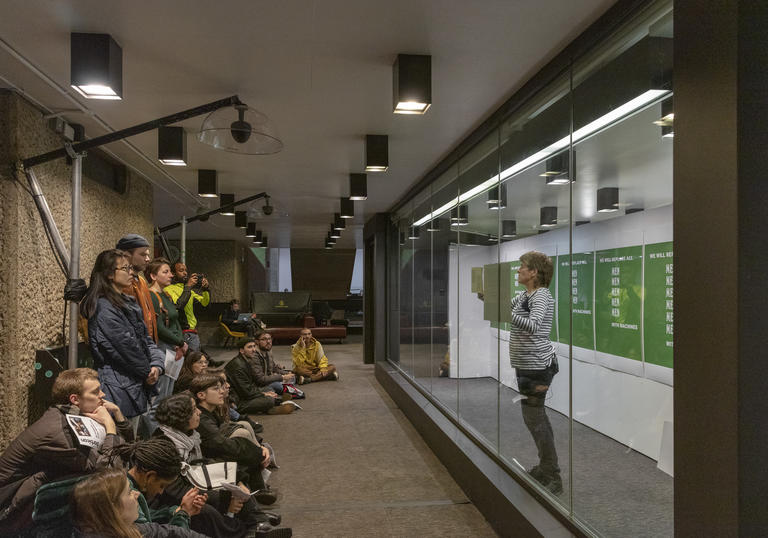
[107,437,205,530]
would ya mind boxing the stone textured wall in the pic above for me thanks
[0,91,154,449]
[169,240,248,305]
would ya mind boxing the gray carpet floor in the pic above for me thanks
[206,337,498,538]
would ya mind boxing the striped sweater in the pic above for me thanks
[508,287,555,370]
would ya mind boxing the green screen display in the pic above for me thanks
[557,252,595,349]
[595,247,643,361]
[643,242,674,368]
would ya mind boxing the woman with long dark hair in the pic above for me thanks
[81,249,165,430]
[173,351,208,394]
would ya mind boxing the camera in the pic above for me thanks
[192,273,206,289]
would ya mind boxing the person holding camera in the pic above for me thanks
[164,263,210,352]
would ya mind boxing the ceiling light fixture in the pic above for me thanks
[501,219,517,238]
[365,135,388,172]
[393,54,431,114]
[399,232,406,246]
[597,187,620,212]
[70,33,122,100]
[234,211,248,228]
[325,239,334,249]
[426,219,441,232]
[412,89,669,227]
[197,169,217,198]
[540,206,558,227]
[327,232,337,245]
[340,197,354,219]
[219,193,235,216]
[199,103,283,155]
[349,173,368,201]
[408,226,420,240]
[487,184,507,209]
[333,213,346,230]
[261,236,269,248]
[543,152,576,185]
[158,126,187,166]
[246,222,257,237]
[330,225,341,239]
[252,230,263,244]
[450,205,469,226]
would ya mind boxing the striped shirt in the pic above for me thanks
[508,287,555,370]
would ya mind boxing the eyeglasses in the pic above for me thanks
[116,265,133,273]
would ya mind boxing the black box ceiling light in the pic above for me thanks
[502,219,517,238]
[219,193,235,215]
[349,173,368,201]
[426,219,441,232]
[340,197,354,219]
[333,213,346,230]
[246,222,257,237]
[197,169,217,197]
[393,54,431,114]
[158,126,187,166]
[325,239,334,249]
[70,33,122,100]
[450,205,468,226]
[408,226,420,240]
[261,236,269,248]
[252,230,263,244]
[540,206,558,227]
[597,187,619,212]
[542,152,575,185]
[487,184,507,210]
[234,211,248,228]
[327,232,337,244]
[365,135,388,172]
[330,225,341,239]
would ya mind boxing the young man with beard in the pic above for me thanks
[164,262,210,352]
[225,339,295,415]
[291,328,339,384]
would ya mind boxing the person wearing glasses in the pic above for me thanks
[115,234,157,343]
[225,338,295,415]
[80,249,165,432]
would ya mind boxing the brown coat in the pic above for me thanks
[126,274,158,343]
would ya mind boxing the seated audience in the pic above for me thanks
[173,351,208,395]
[253,334,295,393]
[291,328,339,384]
[154,394,287,537]
[0,368,132,533]
[190,374,278,501]
[226,339,295,415]
[72,468,207,538]
[208,369,264,435]
[80,249,165,430]
[222,299,266,337]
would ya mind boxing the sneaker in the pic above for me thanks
[298,375,311,385]
[545,476,563,496]
[249,523,292,538]
[331,371,339,381]
[267,404,294,415]
[252,488,278,505]
[282,400,302,410]
[527,465,550,485]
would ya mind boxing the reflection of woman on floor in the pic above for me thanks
[509,251,561,495]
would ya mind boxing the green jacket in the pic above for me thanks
[150,290,184,347]
[128,474,190,528]
[164,283,210,330]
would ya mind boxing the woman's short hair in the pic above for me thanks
[73,469,141,538]
[145,257,171,283]
[155,393,196,432]
[519,251,554,288]
[51,368,99,404]
[189,373,223,402]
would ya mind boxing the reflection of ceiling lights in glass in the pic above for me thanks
[426,219,441,232]
[540,206,558,227]
[487,184,507,209]
[412,89,669,227]
[655,98,674,138]
[502,220,517,238]
[450,205,469,226]
[597,187,619,212]
[408,226,420,240]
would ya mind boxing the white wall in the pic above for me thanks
[448,205,673,461]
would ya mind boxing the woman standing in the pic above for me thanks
[81,250,165,431]
[508,251,561,495]
[146,258,187,398]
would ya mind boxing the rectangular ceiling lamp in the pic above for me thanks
[349,173,368,200]
[70,33,123,100]
[540,206,558,227]
[261,236,269,248]
[393,54,431,114]
[340,197,354,219]
[219,193,235,215]
[330,225,341,239]
[450,205,468,226]
[408,226,420,240]
[399,232,406,246]
[246,222,257,237]
[333,213,346,230]
[327,232,337,244]
[252,230,263,244]
[501,220,517,238]
[365,135,388,172]
[426,219,441,232]
[197,169,217,197]
[487,184,507,209]
[597,187,619,212]
[234,211,248,228]
[325,239,334,249]
[158,126,187,166]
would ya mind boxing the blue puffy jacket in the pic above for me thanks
[87,296,165,418]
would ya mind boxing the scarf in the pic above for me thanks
[158,424,202,463]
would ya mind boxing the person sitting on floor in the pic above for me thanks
[252,333,295,394]
[153,393,286,537]
[207,368,264,434]
[189,374,278,503]
[0,368,133,534]
[72,467,207,538]
[173,351,208,395]
[291,328,339,384]
[225,339,296,416]
[222,299,266,337]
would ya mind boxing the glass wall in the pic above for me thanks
[387,1,674,535]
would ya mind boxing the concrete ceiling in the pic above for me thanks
[0,0,616,248]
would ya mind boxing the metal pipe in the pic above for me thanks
[68,154,82,370]
[22,95,243,169]
[180,217,186,264]
[22,166,70,272]
[157,192,269,233]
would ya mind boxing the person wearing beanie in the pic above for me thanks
[116,234,157,343]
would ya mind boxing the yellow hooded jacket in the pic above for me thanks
[291,337,328,370]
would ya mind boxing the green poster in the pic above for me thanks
[644,242,674,368]
[557,252,595,349]
[595,247,643,360]
[482,263,499,323]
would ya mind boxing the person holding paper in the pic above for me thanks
[508,251,562,495]
[0,368,133,534]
